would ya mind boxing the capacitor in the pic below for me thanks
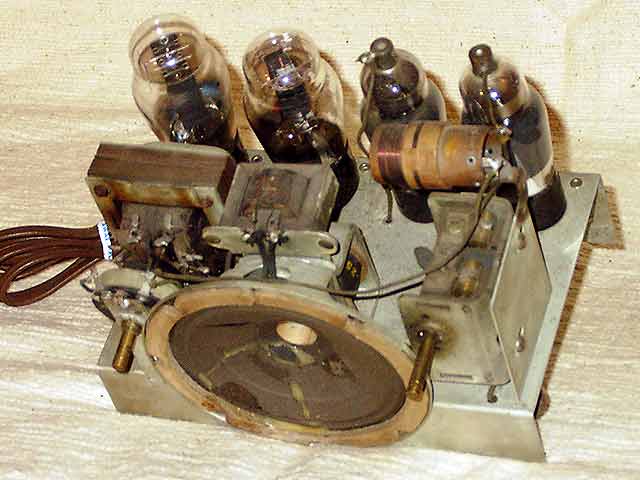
[129,15,246,161]
[459,44,566,230]
[242,29,359,218]
[359,37,447,223]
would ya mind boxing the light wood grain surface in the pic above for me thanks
[1,1,638,478]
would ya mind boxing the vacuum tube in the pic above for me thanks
[459,44,566,230]
[359,37,447,223]
[130,15,245,160]
[242,29,359,217]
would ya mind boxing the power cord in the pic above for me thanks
[0,225,106,306]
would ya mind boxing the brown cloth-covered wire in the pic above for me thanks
[0,225,104,307]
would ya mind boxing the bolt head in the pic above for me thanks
[93,184,109,197]
[447,218,464,234]
[518,232,527,250]
[570,177,583,188]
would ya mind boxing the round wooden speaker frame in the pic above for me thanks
[143,281,428,446]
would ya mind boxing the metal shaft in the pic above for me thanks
[112,319,142,374]
[406,330,437,401]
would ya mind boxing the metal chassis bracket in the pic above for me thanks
[95,146,612,461]
[392,173,608,461]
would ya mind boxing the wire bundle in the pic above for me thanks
[0,225,104,307]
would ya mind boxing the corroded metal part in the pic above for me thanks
[112,319,142,373]
[94,147,609,461]
[369,121,503,190]
[406,330,437,402]
[220,162,338,232]
[86,142,236,231]
[398,194,549,388]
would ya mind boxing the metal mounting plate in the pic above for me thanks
[96,149,609,461]
[340,167,604,461]
[202,225,339,256]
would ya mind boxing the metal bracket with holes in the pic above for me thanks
[202,225,339,257]
[339,168,614,461]
[94,146,614,462]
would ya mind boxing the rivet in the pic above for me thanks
[93,184,109,197]
[570,177,583,188]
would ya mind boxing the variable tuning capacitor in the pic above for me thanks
[129,15,246,161]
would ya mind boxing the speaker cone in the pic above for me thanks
[144,282,427,445]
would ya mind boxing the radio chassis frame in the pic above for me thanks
[97,149,613,462]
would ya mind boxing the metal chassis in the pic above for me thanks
[97,148,611,462]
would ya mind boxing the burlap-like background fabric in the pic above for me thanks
[1,1,637,478]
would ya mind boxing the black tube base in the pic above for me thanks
[529,172,567,231]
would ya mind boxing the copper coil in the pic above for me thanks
[369,121,501,190]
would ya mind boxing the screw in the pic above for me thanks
[250,154,263,163]
[112,320,142,374]
[570,177,583,189]
[359,162,370,172]
[515,327,526,353]
[268,232,279,243]
[406,331,437,402]
[93,184,109,197]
